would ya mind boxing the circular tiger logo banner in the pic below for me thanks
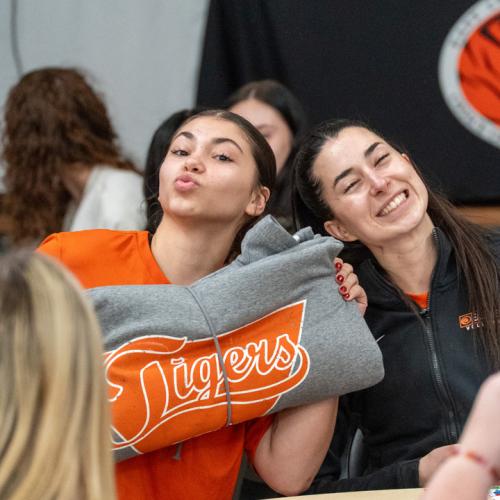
[438,0,500,149]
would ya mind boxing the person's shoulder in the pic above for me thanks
[93,166,144,203]
[38,229,146,265]
[39,229,146,248]
[38,229,149,287]
[94,165,142,185]
[90,167,146,230]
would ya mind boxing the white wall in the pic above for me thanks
[0,0,209,188]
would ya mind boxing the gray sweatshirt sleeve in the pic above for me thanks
[90,216,384,461]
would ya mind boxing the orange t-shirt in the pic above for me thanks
[39,229,273,500]
[406,291,429,310]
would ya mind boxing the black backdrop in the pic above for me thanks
[196,0,500,204]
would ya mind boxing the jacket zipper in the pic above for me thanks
[420,229,459,443]
[420,308,459,443]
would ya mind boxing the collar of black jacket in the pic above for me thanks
[357,227,457,311]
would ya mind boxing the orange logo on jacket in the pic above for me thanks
[458,312,482,330]
[104,301,309,453]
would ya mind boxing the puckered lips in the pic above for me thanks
[174,173,200,192]
[376,189,409,217]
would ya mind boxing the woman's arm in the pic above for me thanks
[254,398,339,496]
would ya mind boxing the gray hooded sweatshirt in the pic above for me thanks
[89,216,384,461]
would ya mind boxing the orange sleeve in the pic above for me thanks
[244,414,274,465]
[37,233,63,261]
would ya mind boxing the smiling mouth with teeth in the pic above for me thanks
[378,190,409,216]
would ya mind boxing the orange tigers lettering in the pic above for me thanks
[104,301,310,453]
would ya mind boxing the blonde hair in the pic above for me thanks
[0,251,115,500]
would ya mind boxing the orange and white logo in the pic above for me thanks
[438,1,500,148]
[104,301,310,454]
[458,311,483,330]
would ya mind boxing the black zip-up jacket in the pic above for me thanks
[311,227,500,492]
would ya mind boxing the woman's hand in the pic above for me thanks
[334,258,368,316]
[418,443,459,485]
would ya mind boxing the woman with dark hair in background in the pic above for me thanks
[1,67,145,245]
[39,109,354,500]
[227,79,307,231]
[143,108,201,234]
[293,118,500,492]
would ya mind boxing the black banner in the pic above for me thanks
[197,0,500,204]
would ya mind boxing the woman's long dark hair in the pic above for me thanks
[226,80,307,227]
[293,118,500,368]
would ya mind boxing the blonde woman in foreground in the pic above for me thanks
[0,251,115,500]
[423,372,500,500]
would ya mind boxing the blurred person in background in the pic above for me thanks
[227,79,307,231]
[0,250,115,500]
[1,67,145,246]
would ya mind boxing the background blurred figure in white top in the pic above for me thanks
[1,67,145,246]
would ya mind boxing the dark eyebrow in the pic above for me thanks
[256,124,274,130]
[173,131,194,141]
[333,167,354,188]
[171,132,243,153]
[333,142,385,188]
[212,137,243,153]
[364,141,382,157]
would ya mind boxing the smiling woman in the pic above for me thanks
[311,126,431,253]
[293,118,500,493]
